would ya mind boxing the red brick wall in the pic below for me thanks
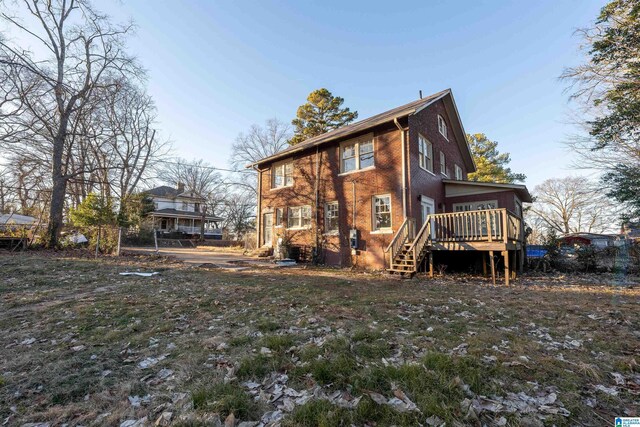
[407,99,470,227]
[258,123,405,269]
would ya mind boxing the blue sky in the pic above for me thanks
[101,0,605,188]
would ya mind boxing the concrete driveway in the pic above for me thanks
[123,246,271,268]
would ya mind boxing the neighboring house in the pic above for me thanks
[0,213,37,229]
[145,184,223,238]
[559,232,624,248]
[249,89,532,282]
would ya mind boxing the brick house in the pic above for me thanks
[249,89,532,283]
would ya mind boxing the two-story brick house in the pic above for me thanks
[250,89,531,283]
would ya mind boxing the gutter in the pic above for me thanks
[394,118,409,219]
[253,165,262,248]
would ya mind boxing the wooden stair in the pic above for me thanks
[385,218,432,277]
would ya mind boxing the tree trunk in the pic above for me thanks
[45,132,67,248]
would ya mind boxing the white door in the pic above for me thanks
[421,197,435,222]
[420,196,436,238]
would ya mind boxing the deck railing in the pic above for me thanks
[429,208,523,244]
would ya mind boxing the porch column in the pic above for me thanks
[191,218,194,233]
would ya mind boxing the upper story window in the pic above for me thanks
[341,136,374,174]
[437,115,448,140]
[182,202,189,211]
[272,161,293,189]
[454,164,463,181]
[440,152,447,176]
[287,205,311,229]
[418,135,433,173]
[325,202,339,233]
[194,203,200,212]
[372,194,392,231]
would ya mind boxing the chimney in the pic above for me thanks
[177,182,185,193]
[419,90,423,99]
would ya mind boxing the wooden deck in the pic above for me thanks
[385,208,525,284]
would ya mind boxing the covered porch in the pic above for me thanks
[150,209,223,238]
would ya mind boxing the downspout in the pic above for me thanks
[394,118,408,220]
[253,165,262,248]
[314,147,320,260]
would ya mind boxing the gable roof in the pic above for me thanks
[146,185,179,198]
[248,89,474,170]
[145,186,205,200]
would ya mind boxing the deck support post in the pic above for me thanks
[428,252,434,278]
[482,252,488,277]
[503,250,510,287]
[511,250,517,280]
[489,250,496,286]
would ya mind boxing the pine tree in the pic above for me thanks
[466,133,526,183]
[290,88,358,145]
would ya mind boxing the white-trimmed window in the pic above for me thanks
[437,115,448,140]
[418,135,433,173]
[440,152,447,176]
[372,195,392,231]
[275,208,284,227]
[287,205,311,229]
[325,202,339,233]
[341,136,374,173]
[181,202,188,211]
[454,164,463,180]
[272,161,293,188]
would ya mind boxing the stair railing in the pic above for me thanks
[407,216,432,270]
[384,217,415,268]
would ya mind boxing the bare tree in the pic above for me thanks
[229,118,291,194]
[0,0,143,247]
[103,82,168,204]
[221,190,255,239]
[530,176,617,235]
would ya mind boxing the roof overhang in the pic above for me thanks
[150,211,223,221]
[247,89,454,168]
[443,179,532,203]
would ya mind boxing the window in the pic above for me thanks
[272,161,293,188]
[437,115,448,140]
[454,164,463,181]
[440,152,447,176]
[275,208,284,227]
[453,200,498,211]
[325,202,339,233]
[194,203,200,212]
[287,206,311,229]
[182,202,188,211]
[341,136,374,173]
[372,195,392,231]
[418,135,433,172]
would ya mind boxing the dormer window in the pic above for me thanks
[438,115,448,140]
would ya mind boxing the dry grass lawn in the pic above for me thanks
[0,252,638,426]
